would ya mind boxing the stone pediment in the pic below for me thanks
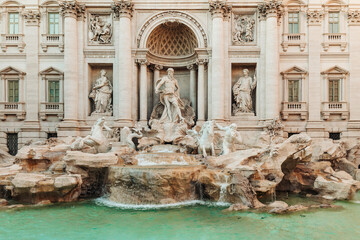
[1,0,23,6]
[0,66,25,76]
[281,66,307,75]
[39,67,63,76]
[321,66,349,75]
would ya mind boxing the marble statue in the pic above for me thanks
[232,69,257,115]
[89,15,112,44]
[187,121,216,158]
[89,69,113,115]
[154,68,185,123]
[120,127,143,149]
[71,117,112,153]
[216,123,242,155]
[233,16,255,44]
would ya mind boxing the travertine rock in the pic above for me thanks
[10,173,82,203]
[63,151,118,168]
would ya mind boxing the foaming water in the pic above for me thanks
[94,197,230,210]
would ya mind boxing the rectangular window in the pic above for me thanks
[329,12,340,33]
[8,12,19,34]
[47,132,57,139]
[8,80,19,102]
[48,80,60,103]
[288,79,300,102]
[329,79,340,102]
[288,12,299,34]
[48,13,59,34]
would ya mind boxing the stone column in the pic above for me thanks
[153,65,163,107]
[187,64,197,112]
[112,1,134,123]
[59,1,84,122]
[347,11,360,133]
[137,59,149,123]
[209,1,230,121]
[259,1,281,120]
[197,59,208,122]
[23,10,40,123]
[306,10,325,137]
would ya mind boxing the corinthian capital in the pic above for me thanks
[209,1,231,19]
[258,0,282,18]
[307,10,324,24]
[23,10,41,25]
[112,0,134,18]
[59,0,85,19]
[348,10,360,24]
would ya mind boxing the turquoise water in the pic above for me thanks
[1,197,360,240]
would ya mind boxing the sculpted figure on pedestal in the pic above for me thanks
[154,68,185,123]
[89,15,112,44]
[216,123,242,155]
[71,117,112,153]
[232,69,257,115]
[89,69,113,115]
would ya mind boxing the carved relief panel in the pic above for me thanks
[88,13,113,45]
[232,13,256,45]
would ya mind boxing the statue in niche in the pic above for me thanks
[71,117,112,153]
[216,123,242,155]
[154,68,185,123]
[89,15,112,44]
[233,15,255,44]
[232,69,257,115]
[89,69,113,115]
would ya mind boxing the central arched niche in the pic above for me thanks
[146,22,198,58]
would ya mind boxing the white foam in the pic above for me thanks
[94,197,230,210]
[350,200,360,204]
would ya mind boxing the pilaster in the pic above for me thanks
[112,1,134,124]
[196,58,208,123]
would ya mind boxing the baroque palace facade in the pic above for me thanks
[1,0,360,154]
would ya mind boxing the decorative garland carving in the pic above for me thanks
[23,10,41,25]
[59,1,85,18]
[307,10,324,24]
[111,0,134,18]
[348,10,360,24]
[136,11,208,48]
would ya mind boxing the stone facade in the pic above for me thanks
[1,0,360,152]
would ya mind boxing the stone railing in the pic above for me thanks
[281,102,307,120]
[322,33,347,51]
[39,102,64,120]
[0,34,25,52]
[281,33,306,52]
[0,102,26,120]
[321,102,348,120]
[41,34,64,52]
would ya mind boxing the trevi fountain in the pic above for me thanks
[1,0,360,239]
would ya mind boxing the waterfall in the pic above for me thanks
[218,174,230,203]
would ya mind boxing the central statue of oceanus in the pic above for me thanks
[154,68,185,123]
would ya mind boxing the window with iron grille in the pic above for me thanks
[329,132,341,140]
[288,12,299,34]
[8,13,19,34]
[8,80,19,102]
[7,133,18,156]
[47,132,57,139]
